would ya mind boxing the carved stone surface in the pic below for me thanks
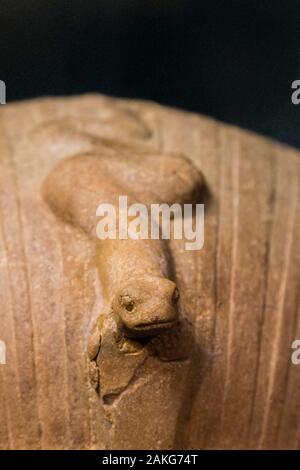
[0,94,300,449]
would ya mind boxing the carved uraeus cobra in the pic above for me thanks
[42,141,203,387]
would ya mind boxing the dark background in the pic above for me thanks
[1,0,300,147]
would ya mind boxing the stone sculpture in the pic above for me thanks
[0,94,299,449]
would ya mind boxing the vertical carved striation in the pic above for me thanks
[0,95,300,449]
[258,149,300,449]
[0,117,41,449]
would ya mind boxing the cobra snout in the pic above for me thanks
[112,277,180,338]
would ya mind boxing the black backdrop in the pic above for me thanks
[1,0,300,147]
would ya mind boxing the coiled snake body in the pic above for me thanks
[42,137,203,390]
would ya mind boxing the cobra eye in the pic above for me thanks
[125,301,134,312]
[172,287,180,303]
[121,295,135,312]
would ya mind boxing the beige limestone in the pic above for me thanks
[0,94,300,449]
